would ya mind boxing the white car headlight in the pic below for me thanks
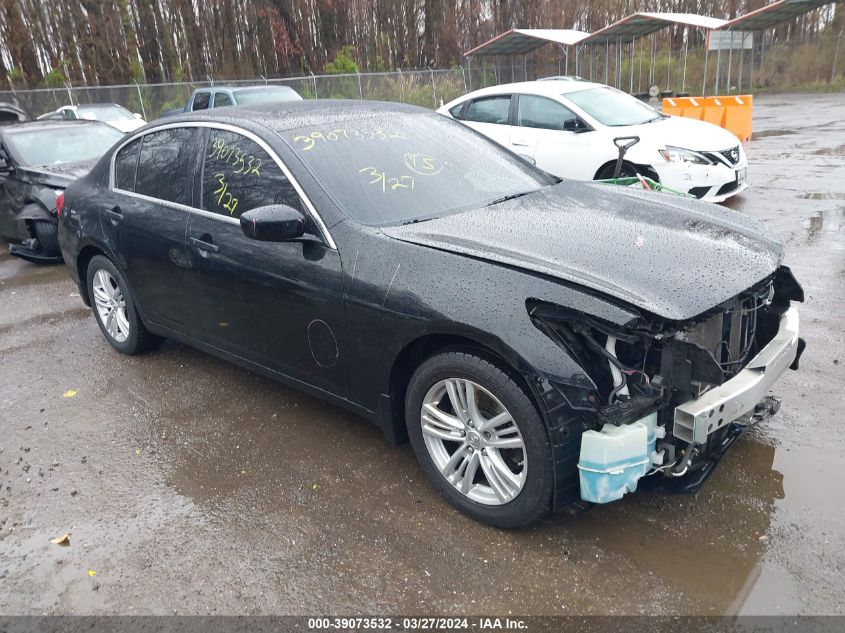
[658,146,713,166]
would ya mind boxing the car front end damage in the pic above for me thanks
[529,265,804,508]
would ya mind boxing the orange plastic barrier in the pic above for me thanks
[661,95,753,142]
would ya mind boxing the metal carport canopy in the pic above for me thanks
[463,29,590,57]
[719,0,842,31]
[580,13,728,45]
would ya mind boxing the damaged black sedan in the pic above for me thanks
[0,119,124,262]
[58,101,804,528]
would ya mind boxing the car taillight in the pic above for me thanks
[56,192,65,217]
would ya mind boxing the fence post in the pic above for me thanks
[398,68,405,102]
[461,62,468,92]
[132,80,147,119]
[65,82,74,106]
[714,38,722,94]
[726,31,735,94]
[357,70,363,99]
[429,66,436,108]
[311,72,317,99]
[749,31,755,89]
[833,31,843,83]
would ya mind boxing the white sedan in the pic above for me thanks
[37,103,146,134]
[438,79,747,202]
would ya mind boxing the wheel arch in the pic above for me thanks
[15,201,53,222]
[593,159,660,181]
[75,242,124,307]
[384,331,538,445]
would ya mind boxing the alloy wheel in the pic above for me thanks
[420,378,526,505]
[92,268,130,343]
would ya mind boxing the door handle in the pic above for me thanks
[104,205,123,223]
[511,140,531,147]
[189,236,219,254]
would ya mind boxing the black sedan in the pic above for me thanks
[58,101,803,528]
[0,119,125,262]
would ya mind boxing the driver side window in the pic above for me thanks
[200,130,304,219]
[516,95,579,132]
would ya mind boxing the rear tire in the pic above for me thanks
[86,255,162,355]
[405,351,553,529]
[32,220,60,257]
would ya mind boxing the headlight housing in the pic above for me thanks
[658,146,713,165]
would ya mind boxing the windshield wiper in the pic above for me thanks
[401,216,440,226]
[485,190,535,207]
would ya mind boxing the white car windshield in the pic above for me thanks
[566,87,663,126]
[77,105,135,122]
[8,124,124,166]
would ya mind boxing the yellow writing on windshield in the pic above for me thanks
[358,167,415,193]
[293,128,407,151]
[403,153,444,176]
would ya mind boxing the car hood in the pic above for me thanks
[22,159,98,187]
[625,114,741,152]
[106,119,145,133]
[380,181,783,321]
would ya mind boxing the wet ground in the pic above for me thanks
[1,93,843,616]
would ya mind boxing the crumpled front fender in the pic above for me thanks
[15,197,56,221]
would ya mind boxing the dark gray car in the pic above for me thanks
[0,119,124,262]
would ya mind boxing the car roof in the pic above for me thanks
[455,79,606,101]
[163,99,430,133]
[2,119,112,134]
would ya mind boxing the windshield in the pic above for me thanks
[566,87,663,126]
[7,124,124,166]
[282,112,553,226]
[77,105,134,122]
[235,88,302,105]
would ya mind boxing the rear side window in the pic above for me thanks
[463,95,511,125]
[200,130,303,219]
[193,92,210,111]
[516,95,578,131]
[212,93,232,108]
[113,137,142,191]
[135,128,196,205]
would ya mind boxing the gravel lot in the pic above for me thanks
[1,92,843,616]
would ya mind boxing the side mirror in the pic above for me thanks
[0,153,11,172]
[134,113,144,120]
[240,205,305,242]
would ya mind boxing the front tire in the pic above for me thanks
[32,220,60,257]
[405,351,553,528]
[86,255,161,355]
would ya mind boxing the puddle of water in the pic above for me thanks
[560,437,783,614]
[799,192,845,200]
[811,144,845,156]
[753,129,797,139]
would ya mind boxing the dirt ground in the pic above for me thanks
[1,93,843,616]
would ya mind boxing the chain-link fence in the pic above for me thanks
[0,67,502,121]
[2,36,841,122]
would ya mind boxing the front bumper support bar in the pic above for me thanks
[673,307,801,444]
